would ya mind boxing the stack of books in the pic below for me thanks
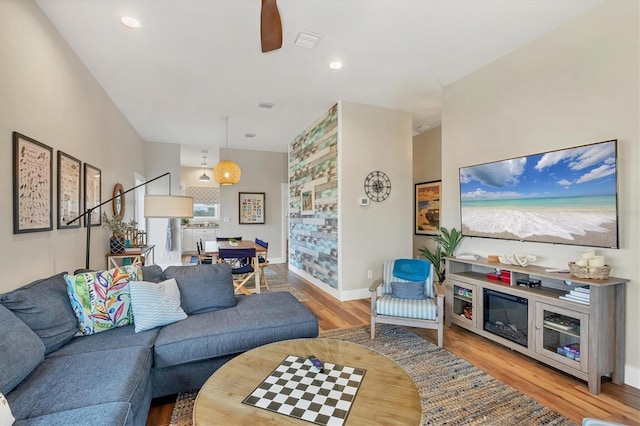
[559,286,590,305]
[557,342,581,361]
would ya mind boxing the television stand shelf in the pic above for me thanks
[444,256,628,394]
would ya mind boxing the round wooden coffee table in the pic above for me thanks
[193,338,422,425]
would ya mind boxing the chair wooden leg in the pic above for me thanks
[370,320,376,339]
[234,274,253,295]
[260,266,269,291]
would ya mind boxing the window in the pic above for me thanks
[194,202,219,219]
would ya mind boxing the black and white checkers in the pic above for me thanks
[242,355,366,426]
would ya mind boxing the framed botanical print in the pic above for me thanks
[84,163,102,227]
[57,151,82,229]
[415,180,441,235]
[13,132,53,233]
[239,192,265,224]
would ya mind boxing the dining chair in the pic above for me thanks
[255,238,270,291]
[217,248,257,295]
[196,241,214,265]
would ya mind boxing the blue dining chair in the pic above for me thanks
[255,238,270,291]
[217,248,257,295]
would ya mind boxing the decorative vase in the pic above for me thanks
[110,235,126,254]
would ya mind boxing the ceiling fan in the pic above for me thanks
[260,0,282,52]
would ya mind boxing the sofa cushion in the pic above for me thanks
[141,264,165,283]
[154,292,318,368]
[130,279,187,332]
[47,324,159,358]
[6,346,151,421]
[1,273,78,354]
[12,402,130,426]
[163,264,236,314]
[64,265,142,335]
[0,304,45,395]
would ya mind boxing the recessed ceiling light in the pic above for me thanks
[329,61,343,70]
[121,16,141,29]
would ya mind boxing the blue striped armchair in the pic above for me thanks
[369,259,444,347]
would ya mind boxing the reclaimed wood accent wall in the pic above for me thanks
[289,104,339,288]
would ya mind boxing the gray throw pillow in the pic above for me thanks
[391,281,425,300]
[1,272,78,354]
[0,304,45,394]
[163,263,236,314]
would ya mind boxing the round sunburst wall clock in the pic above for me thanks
[364,171,391,202]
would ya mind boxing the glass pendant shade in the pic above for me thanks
[213,160,241,185]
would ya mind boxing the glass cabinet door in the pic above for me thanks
[535,302,588,373]
[451,280,476,327]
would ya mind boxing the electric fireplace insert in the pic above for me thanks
[483,288,528,347]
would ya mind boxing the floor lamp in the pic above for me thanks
[67,172,193,269]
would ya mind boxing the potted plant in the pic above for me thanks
[419,227,463,284]
[102,213,138,253]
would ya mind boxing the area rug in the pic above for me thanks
[169,324,576,425]
[248,268,309,302]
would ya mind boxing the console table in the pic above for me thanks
[444,256,627,394]
[106,245,155,269]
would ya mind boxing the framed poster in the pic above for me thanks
[239,192,265,224]
[301,186,315,215]
[13,132,53,233]
[415,180,441,235]
[57,151,82,229]
[84,163,102,227]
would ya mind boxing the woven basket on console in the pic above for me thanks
[568,261,611,279]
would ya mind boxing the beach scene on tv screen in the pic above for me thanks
[459,140,618,248]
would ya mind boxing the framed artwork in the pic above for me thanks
[301,186,315,215]
[13,132,53,233]
[239,192,265,224]
[415,180,441,235]
[57,151,82,229]
[84,163,102,227]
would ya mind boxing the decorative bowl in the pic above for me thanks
[498,254,537,267]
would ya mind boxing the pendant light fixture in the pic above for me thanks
[198,151,211,182]
[213,116,241,185]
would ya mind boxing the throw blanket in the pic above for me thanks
[393,259,430,281]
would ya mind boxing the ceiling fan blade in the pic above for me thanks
[261,0,282,52]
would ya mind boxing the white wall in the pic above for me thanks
[0,0,145,291]
[339,101,413,299]
[442,0,639,387]
[413,126,442,259]
[218,148,288,263]
[144,142,183,268]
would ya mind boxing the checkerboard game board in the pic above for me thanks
[242,355,366,426]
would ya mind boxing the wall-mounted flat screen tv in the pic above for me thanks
[459,140,619,249]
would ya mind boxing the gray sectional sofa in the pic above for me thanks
[0,263,319,426]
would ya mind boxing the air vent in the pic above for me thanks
[259,102,275,109]
[244,133,256,138]
[294,31,322,49]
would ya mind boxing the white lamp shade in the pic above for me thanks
[144,195,194,218]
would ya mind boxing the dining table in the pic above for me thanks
[204,240,266,293]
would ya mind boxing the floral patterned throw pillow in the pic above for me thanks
[65,264,142,335]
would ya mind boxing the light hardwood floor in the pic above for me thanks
[146,263,639,425]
